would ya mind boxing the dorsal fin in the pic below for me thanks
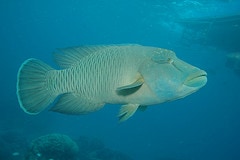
[53,45,107,68]
[53,44,142,68]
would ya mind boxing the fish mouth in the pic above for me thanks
[184,70,207,88]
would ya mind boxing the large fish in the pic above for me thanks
[17,44,207,122]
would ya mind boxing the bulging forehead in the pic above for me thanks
[153,48,176,57]
[150,48,177,63]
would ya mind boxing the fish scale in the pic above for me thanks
[53,51,125,101]
[16,44,207,121]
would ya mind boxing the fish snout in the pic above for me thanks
[184,70,207,88]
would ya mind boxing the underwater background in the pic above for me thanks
[1,0,240,160]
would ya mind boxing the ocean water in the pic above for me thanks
[1,0,240,160]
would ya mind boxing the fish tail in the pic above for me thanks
[17,58,56,114]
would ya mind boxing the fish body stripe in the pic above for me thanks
[47,51,127,101]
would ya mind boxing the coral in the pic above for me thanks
[24,134,132,160]
[25,133,79,160]
[76,136,133,160]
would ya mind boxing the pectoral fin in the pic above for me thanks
[116,75,144,96]
[118,104,140,122]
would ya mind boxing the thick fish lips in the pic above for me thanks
[184,70,207,88]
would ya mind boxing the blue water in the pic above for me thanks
[1,0,240,160]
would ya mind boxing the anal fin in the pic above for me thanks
[50,93,104,114]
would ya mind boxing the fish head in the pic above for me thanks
[140,49,207,103]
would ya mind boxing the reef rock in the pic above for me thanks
[25,133,79,160]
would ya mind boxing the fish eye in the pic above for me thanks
[167,58,173,64]
[151,55,174,64]
[151,50,176,64]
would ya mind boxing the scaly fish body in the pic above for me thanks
[17,44,207,121]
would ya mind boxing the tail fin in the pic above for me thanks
[17,58,56,114]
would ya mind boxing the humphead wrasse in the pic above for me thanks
[17,44,207,122]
